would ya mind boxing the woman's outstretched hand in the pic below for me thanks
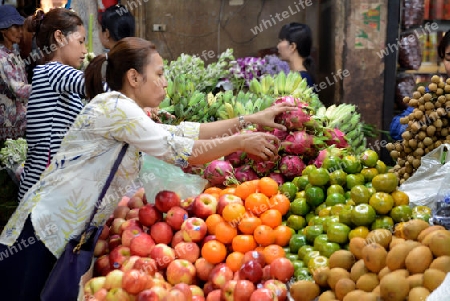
[239,132,280,161]
[248,102,297,131]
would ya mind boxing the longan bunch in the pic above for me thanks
[387,75,450,184]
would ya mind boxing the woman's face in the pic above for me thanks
[98,25,113,49]
[57,25,87,68]
[1,25,23,47]
[443,45,450,77]
[277,39,295,62]
[135,52,167,108]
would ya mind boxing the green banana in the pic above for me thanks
[249,79,262,95]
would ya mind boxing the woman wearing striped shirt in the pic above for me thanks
[18,8,87,201]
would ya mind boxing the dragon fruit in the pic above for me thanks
[269,172,285,185]
[224,151,247,167]
[313,149,328,168]
[253,159,279,176]
[283,131,314,155]
[279,155,306,179]
[325,128,349,148]
[203,160,234,186]
[270,128,289,141]
[273,96,312,130]
[234,164,259,182]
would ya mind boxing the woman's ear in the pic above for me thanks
[53,30,65,47]
[126,69,140,87]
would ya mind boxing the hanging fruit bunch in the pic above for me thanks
[387,75,450,184]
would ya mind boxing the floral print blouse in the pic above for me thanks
[0,91,200,258]
[0,44,31,140]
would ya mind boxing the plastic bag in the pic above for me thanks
[399,144,450,208]
[139,154,208,203]
[398,32,422,70]
[401,0,424,29]
[427,272,450,301]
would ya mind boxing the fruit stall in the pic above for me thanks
[1,50,450,301]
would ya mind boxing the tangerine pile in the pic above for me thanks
[201,177,293,271]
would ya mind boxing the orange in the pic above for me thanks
[222,203,246,224]
[226,251,245,272]
[201,240,227,264]
[215,221,238,244]
[232,235,257,254]
[260,209,282,228]
[273,225,293,246]
[205,214,224,235]
[391,190,409,206]
[254,225,275,247]
[238,215,262,235]
[220,187,237,196]
[268,194,291,216]
[235,180,260,200]
[263,244,286,264]
[204,187,223,195]
[245,193,270,216]
[255,246,265,253]
[259,177,279,197]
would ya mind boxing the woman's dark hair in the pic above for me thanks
[438,30,450,60]
[99,5,135,42]
[85,37,157,99]
[29,8,83,62]
[279,22,315,81]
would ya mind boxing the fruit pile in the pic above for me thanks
[292,220,450,301]
[85,177,298,301]
[387,75,450,184]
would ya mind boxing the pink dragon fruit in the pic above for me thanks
[313,149,328,168]
[283,131,314,155]
[269,172,285,186]
[203,160,234,186]
[224,151,247,167]
[234,164,259,182]
[273,96,311,130]
[279,155,306,179]
[270,128,289,141]
[325,128,349,148]
[253,159,279,176]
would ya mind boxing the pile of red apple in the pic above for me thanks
[86,188,293,301]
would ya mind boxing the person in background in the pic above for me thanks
[98,3,135,50]
[438,30,450,77]
[0,37,294,300]
[18,8,87,202]
[277,22,316,89]
[0,5,31,143]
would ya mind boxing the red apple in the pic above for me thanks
[250,288,277,301]
[150,222,173,245]
[110,218,126,235]
[137,288,167,301]
[134,257,158,276]
[155,190,181,213]
[108,234,122,251]
[99,226,110,240]
[203,281,214,296]
[121,255,141,272]
[192,193,218,219]
[150,243,176,270]
[189,285,204,297]
[106,287,131,301]
[84,276,106,295]
[166,206,188,231]
[114,206,131,219]
[94,254,111,276]
[221,280,237,301]
[173,283,193,301]
[195,258,215,282]
[206,289,222,301]
[166,259,196,285]
[181,218,207,243]
[139,204,163,227]
[122,228,143,247]
[129,233,155,257]
[104,269,124,289]
[234,280,256,301]
[171,230,184,248]
[94,239,109,257]
[180,197,195,216]
[262,265,272,281]
[109,246,131,270]
[126,208,140,220]
[264,279,288,301]
[239,260,263,283]
[243,250,266,267]
[269,258,294,282]
[217,194,243,215]
[192,296,205,301]
[122,269,148,295]
[134,187,145,199]
[93,287,108,300]
[174,242,200,263]
[128,196,145,209]
[119,196,131,207]
[162,288,186,301]
[153,278,173,291]
[120,219,143,234]
[210,264,233,289]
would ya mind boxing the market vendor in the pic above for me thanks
[0,5,31,143]
[277,22,316,90]
[98,3,135,50]
[0,37,295,300]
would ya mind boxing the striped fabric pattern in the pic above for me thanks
[18,62,85,201]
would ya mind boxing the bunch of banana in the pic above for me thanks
[215,91,267,120]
